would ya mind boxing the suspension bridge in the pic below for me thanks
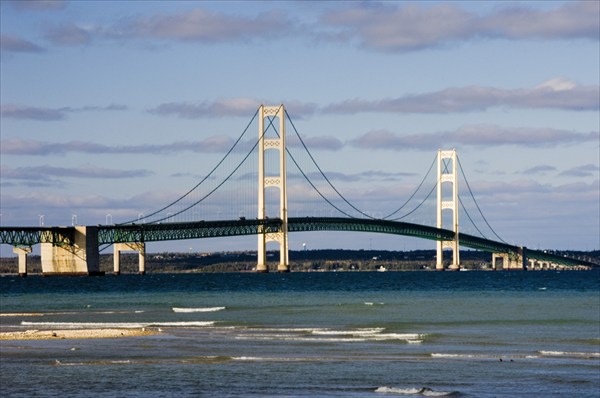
[0,105,596,275]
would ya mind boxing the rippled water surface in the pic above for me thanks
[1,271,599,397]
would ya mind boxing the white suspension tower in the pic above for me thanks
[436,149,460,270]
[257,105,289,272]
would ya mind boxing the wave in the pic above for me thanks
[375,386,459,396]
[312,328,424,342]
[21,321,215,328]
[55,359,133,366]
[311,328,386,336]
[232,356,312,362]
[233,327,426,343]
[235,335,371,343]
[54,356,232,366]
[431,353,531,361]
[431,353,492,359]
[172,307,226,313]
[539,350,600,359]
[3,310,146,317]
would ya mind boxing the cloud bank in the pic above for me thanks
[2,164,152,181]
[0,34,45,53]
[147,98,319,119]
[352,125,598,151]
[1,137,237,155]
[1,104,127,121]
[14,1,595,51]
[324,78,599,114]
[142,79,599,121]
[321,1,599,52]
[7,0,67,11]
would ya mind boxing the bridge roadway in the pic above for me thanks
[0,217,596,268]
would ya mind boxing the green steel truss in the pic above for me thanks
[97,219,282,244]
[0,217,596,267]
[0,227,74,247]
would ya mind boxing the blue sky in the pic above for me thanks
[1,0,598,256]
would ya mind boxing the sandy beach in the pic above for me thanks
[0,328,158,340]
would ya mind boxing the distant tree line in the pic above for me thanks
[0,249,597,275]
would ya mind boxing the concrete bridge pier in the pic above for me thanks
[40,226,102,276]
[113,242,146,275]
[13,246,32,277]
[492,248,526,270]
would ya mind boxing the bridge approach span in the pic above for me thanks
[1,217,596,269]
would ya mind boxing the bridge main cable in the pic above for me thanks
[119,108,260,225]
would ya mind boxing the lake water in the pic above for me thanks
[1,270,599,397]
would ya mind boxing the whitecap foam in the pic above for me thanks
[234,327,424,343]
[235,335,369,342]
[368,333,425,341]
[55,359,133,366]
[539,350,600,358]
[311,328,424,341]
[431,353,536,361]
[232,356,323,362]
[172,307,226,313]
[375,386,456,396]
[311,328,386,336]
[431,353,496,360]
[376,386,424,394]
[262,327,328,333]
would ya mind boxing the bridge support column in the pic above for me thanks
[257,105,289,273]
[492,253,506,270]
[113,242,146,275]
[436,149,460,270]
[13,246,32,277]
[492,248,526,270]
[40,226,102,276]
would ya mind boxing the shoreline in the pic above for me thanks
[0,328,159,341]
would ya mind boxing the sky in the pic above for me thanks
[1,0,599,257]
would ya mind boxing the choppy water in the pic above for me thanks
[1,271,599,397]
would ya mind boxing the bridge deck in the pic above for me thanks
[0,217,596,268]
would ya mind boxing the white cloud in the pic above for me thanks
[1,135,344,157]
[2,164,153,181]
[559,164,599,178]
[0,138,237,156]
[33,2,599,52]
[321,3,474,51]
[321,1,599,52]
[287,135,343,151]
[7,0,67,11]
[0,34,45,53]
[535,77,577,91]
[0,103,127,121]
[480,1,599,40]
[44,23,92,45]
[148,98,318,119]
[0,104,64,120]
[148,98,262,118]
[521,165,557,176]
[109,8,292,43]
[352,125,598,150]
[324,79,599,114]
